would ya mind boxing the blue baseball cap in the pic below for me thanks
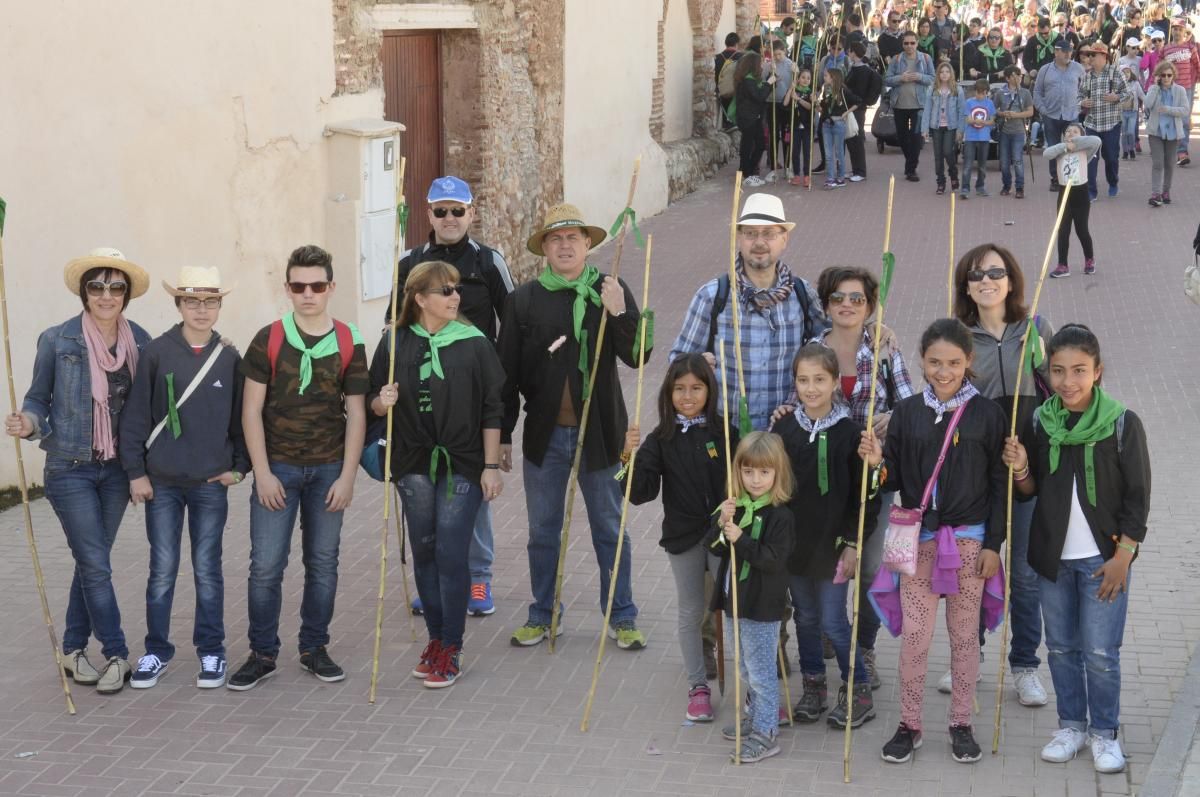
[1053,37,1073,50]
[427,176,473,204]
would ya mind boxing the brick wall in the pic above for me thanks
[333,0,383,94]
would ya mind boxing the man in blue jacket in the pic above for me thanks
[885,31,936,181]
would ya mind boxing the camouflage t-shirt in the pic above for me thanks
[240,322,370,466]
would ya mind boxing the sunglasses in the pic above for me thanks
[85,280,128,298]
[287,281,330,294]
[829,291,868,306]
[425,284,462,297]
[967,267,1009,282]
[181,297,222,310]
[432,207,468,218]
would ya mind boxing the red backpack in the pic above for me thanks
[266,319,355,381]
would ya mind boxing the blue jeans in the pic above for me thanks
[1039,556,1129,738]
[247,460,346,657]
[961,139,988,191]
[144,481,228,660]
[792,575,868,684]
[1042,116,1071,181]
[470,502,494,583]
[1007,498,1042,670]
[43,457,130,660]
[522,425,637,626]
[1120,110,1139,153]
[822,119,848,181]
[998,131,1026,191]
[1085,124,1121,198]
[399,474,481,649]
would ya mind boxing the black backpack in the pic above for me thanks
[704,274,815,355]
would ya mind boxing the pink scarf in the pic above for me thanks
[81,312,139,460]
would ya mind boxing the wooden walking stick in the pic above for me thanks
[726,175,752,436]
[843,175,895,783]
[718,340,744,765]
[777,643,794,727]
[367,151,406,703]
[548,157,642,653]
[948,191,957,316]
[715,610,726,696]
[580,235,653,732]
[0,198,76,716]
[992,181,1073,752]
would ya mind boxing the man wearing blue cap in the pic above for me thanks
[1033,37,1086,189]
[391,176,513,617]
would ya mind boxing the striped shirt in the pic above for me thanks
[1079,65,1129,132]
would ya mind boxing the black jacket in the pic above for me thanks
[1020,409,1151,581]
[367,327,505,484]
[705,504,794,622]
[735,74,774,127]
[498,272,648,472]
[392,234,512,342]
[881,395,1009,551]
[625,420,736,554]
[775,415,880,579]
[118,325,249,486]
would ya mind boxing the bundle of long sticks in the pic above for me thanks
[0,198,76,715]
[368,151,406,704]
[843,175,895,782]
[718,340,744,765]
[992,181,1074,752]
[579,235,653,732]
[548,158,642,652]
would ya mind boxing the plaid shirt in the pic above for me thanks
[816,327,916,426]
[669,267,827,431]
[1079,64,1129,132]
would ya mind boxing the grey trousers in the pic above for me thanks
[1149,135,1178,195]
[667,542,722,687]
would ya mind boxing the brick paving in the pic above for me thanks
[1,141,1199,797]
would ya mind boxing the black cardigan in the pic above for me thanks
[367,328,506,484]
[735,74,774,127]
[498,273,647,472]
[881,395,1009,551]
[704,504,794,622]
[1019,409,1151,581]
[775,415,880,579]
[624,420,736,554]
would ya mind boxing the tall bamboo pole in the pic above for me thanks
[718,340,743,765]
[843,175,895,782]
[948,191,957,316]
[548,158,642,653]
[0,198,76,716]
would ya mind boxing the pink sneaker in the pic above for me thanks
[1050,263,1071,279]
[686,684,714,722]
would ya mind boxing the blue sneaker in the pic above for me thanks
[468,583,495,616]
[411,596,424,616]
[129,654,168,689]
[1108,185,1118,198]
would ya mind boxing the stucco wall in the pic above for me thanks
[663,0,695,142]
[715,0,737,51]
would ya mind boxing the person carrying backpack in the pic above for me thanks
[717,33,744,131]
[845,41,884,181]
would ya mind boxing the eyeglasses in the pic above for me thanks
[181,297,222,310]
[1161,72,1176,77]
[988,34,1002,39]
[738,228,785,241]
[967,267,1009,282]
[425,284,461,297]
[432,207,468,218]
[828,291,868,306]
[287,281,330,294]
[85,280,128,298]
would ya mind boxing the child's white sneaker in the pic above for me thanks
[1041,727,1089,763]
[1090,735,1126,773]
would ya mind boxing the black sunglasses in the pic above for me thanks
[829,291,868,306]
[432,207,468,218]
[287,281,330,294]
[967,267,1009,282]
[85,280,128,298]
[426,284,462,297]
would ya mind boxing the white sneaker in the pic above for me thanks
[742,176,766,187]
[1041,727,1089,762]
[1090,735,1126,773]
[764,170,779,183]
[849,175,865,182]
[938,650,984,693]
[1013,670,1048,706]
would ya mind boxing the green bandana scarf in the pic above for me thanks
[978,43,1006,70]
[1035,33,1055,63]
[538,264,602,398]
[1037,386,1126,506]
[918,35,936,55]
[410,320,485,380]
[736,492,771,581]
[281,313,363,395]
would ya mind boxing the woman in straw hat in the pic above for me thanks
[4,247,152,695]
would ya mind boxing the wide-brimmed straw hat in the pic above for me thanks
[526,203,608,256]
[737,193,796,231]
[162,266,231,298]
[63,247,150,298]
[1079,43,1109,56]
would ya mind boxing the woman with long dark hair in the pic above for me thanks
[734,51,777,187]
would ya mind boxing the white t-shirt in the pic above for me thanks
[1061,476,1102,560]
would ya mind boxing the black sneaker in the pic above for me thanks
[950,725,983,763]
[881,723,923,763]
[812,162,826,174]
[300,646,346,682]
[226,653,277,691]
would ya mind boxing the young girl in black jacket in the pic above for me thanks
[774,344,880,729]
[733,52,778,186]
[624,355,733,724]
[1003,324,1150,775]
[705,431,795,764]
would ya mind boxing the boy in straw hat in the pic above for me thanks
[117,266,249,690]
[497,203,651,649]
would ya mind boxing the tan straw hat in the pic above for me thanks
[526,203,608,256]
[162,266,231,297]
[63,247,150,298]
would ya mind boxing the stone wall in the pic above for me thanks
[334,0,383,94]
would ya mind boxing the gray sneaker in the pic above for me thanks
[96,657,131,694]
[792,674,828,722]
[62,649,100,685]
[827,682,877,728]
[863,647,882,691]
[734,731,781,764]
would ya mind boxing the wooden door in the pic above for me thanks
[383,30,442,249]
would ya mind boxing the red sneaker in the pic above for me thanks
[424,645,462,689]
[412,639,442,679]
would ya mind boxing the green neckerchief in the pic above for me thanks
[280,313,364,395]
[978,43,1006,69]
[1037,387,1126,506]
[918,35,936,55]
[165,373,182,439]
[410,320,484,380]
[538,264,602,399]
[1035,33,1055,63]
[736,492,771,581]
[429,444,455,499]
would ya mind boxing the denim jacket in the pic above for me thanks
[923,86,966,131]
[884,51,936,109]
[21,313,151,461]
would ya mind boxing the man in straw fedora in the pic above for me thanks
[117,266,249,690]
[497,203,651,650]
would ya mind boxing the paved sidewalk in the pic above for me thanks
[1,141,1198,797]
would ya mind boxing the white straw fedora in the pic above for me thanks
[162,266,231,297]
[737,193,796,231]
